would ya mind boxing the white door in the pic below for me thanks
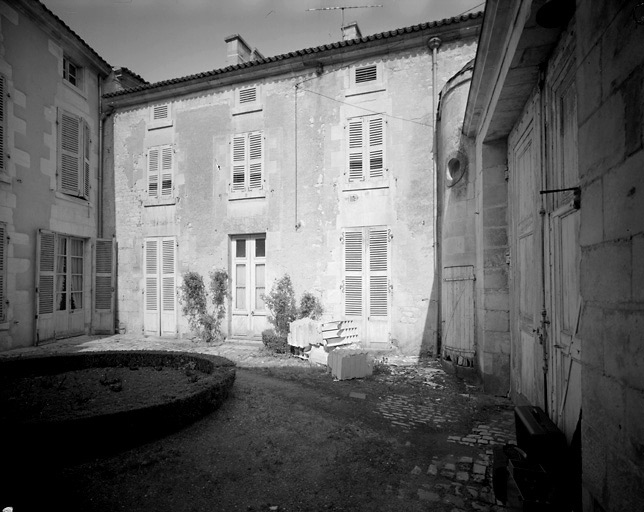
[508,95,543,406]
[231,235,268,338]
[545,58,581,441]
[143,237,176,337]
[343,226,390,346]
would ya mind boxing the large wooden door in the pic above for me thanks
[231,235,268,338]
[92,238,115,334]
[545,54,581,441]
[441,265,475,366]
[143,237,176,337]
[508,95,543,406]
[343,226,390,346]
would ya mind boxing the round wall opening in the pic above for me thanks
[446,155,466,187]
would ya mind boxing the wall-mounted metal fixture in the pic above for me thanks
[539,186,581,209]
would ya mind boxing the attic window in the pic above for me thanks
[239,87,257,104]
[355,65,377,84]
[152,104,169,121]
[149,103,172,129]
[63,57,84,90]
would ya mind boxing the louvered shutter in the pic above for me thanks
[59,110,82,195]
[148,147,160,198]
[94,238,114,311]
[160,237,176,335]
[368,117,384,179]
[348,119,364,181]
[368,228,389,317]
[232,134,246,191]
[37,230,55,317]
[144,239,159,334]
[83,120,90,198]
[160,146,173,197]
[344,230,363,316]
[0,223,5,321]
[152,104,169,122]
[0,75,5,172]
[248,132,263,190]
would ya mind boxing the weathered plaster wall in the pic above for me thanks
[576,1,644,510]
[111,36,478,355]
[0,1,102,349]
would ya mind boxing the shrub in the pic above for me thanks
[179,269,229,343]
[299,291,324,320]
[261,329,288,354]
[263,274,297,337]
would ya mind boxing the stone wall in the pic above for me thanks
[576,0,644,510]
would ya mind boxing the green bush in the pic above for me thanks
[263,274,297,337]
[261,329,288,354]
[179,269,229,343]
[299,291,324,320]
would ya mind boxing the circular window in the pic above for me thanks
[446,154,467,187]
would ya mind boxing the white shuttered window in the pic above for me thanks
[147,145,174,199]
[0,223,6,322]
[343,226,390,318]
[231,131,263,193]
[347,115,385,182]
[0,74,5,173]
[59,109,90,199]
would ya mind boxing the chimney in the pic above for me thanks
[225,34,263,66]
[342,21,362,41]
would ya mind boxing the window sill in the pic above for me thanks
[0,172,11,185]
[232,104,263,116]
[0,321,9,331]
[345,85,386,98]
[342,179,390,192]
[148,120,173,130]
[63,80,87,99]
[228,189,266,201]
[55,191,91,206]
[143,197,177,207]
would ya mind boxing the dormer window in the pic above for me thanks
[63,57,83,90]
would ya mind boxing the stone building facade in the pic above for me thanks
[0,0,113,350]
[102,16,482,356]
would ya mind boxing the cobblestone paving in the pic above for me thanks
[376,393,463,431]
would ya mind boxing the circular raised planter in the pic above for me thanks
[0,350,236,462]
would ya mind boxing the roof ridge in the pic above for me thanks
[104,11,483,99]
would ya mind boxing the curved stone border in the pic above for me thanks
[1,350,236,462]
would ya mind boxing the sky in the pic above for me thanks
[41,0,486,84]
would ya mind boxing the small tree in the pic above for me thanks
[263,274,297,338]
[299,291,324,320]
[179,269,229,343]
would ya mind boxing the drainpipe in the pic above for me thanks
[98,79,104,239]
[428,36,442,355]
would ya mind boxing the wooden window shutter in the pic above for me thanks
[143,239,159,335]
[83,120,90,198]
[232,134,247,192]
[344,230,363,316]
[94,238,114,311]
[152,104,169,121]
[368,117,385,179]
[148,147,160,197]
[161,237,176,335]
[0,74,5,173]
[239,87,257,104]
[160,146,173,197]
[348,119,364,182]
[355,65,377,84]
[368,227,389,317]
[0,223,5,321]
[37,230,55,317]
[248,132,263,190]
[59,109,82,195]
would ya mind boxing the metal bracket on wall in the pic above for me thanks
[539,186,580,209]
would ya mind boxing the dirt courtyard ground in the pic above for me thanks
[1,336,517,512]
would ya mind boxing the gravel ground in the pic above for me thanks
[0,335,516,512]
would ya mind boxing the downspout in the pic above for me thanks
[98,78,104,239]
[294,83,299,230]
[428,36,442,356]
